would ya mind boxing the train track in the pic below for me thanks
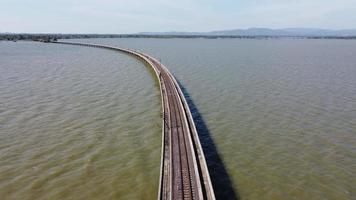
[50,41,215,200]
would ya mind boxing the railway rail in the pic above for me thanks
[50,41,215,200]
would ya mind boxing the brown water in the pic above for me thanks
[1,39,356,199]
[0,41,161,199]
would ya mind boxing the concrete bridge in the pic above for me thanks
[51,41,216,200]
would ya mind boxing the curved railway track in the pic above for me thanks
[50,41,215,200]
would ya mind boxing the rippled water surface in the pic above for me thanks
[0,42,161,199]
[1,39,356,199]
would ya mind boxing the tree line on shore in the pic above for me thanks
[1,33,356,41]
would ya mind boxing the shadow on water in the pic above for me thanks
[177,80,240,200]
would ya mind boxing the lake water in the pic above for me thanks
[0,39,355,199]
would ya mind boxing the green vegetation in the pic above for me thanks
[1,33,356,41]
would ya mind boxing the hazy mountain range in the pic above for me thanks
[139,28,356,36]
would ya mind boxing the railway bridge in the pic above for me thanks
[51,41,216,200]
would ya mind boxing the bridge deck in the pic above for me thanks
[51,41,215,200]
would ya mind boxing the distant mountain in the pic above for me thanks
[139,28,356,36]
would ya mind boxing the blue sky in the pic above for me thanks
[1,0,355,33]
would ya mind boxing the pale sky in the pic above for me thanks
[1,0,356,33]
